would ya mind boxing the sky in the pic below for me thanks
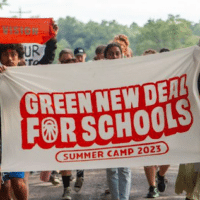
[0,0,199,27]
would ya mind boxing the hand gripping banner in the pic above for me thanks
[1,46,200,172]
[0,18,55,44]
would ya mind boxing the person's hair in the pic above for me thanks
[159,48,170,53]
[113,34,130,56]
[0,43,24,59]
[104,42,123,58]
[59,49,73,59]
[113,34,129,47]
[142,48,157,56]
[95,45,106,55]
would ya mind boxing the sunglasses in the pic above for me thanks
[61,59,76,64]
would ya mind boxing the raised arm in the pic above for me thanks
[37,21,59,65]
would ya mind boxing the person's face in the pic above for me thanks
[59,53,73,63]
[75,54,86,63]
[1,49,20,66]
[126,50,132,58]
[106,46,122,60]
[96,53,104,60]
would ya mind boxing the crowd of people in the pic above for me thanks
[0,22,199,200]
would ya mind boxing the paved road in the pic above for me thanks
[29,165,185,200]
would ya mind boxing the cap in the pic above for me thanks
[74,47,85,56]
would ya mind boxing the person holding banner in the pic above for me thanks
[59,170,72,200]
[0,43,28,200]
[40,49,77,200]
[104,42,132,200]
[24,20,58,66]
[73,47,87,193]
[59,49,77,200]
[175,163,200,200]
[142,48,170,198]
[175,56,200,200]
[0,18,58,200]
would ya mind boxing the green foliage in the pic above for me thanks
[135,15,198,55]
[54,39,72,63]
[57,17,85,46]
[56,14,199,60]
[57,16,140,60]
[191,21,200,36]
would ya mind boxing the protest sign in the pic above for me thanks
[0,18,55,44]
[1,46,200,172]
[23,43,45,66]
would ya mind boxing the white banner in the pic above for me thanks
[1,46,200,172]
[23,43,45,66]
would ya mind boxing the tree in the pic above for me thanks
[54,39,72,64]
[191,21,200,36]
[56,15,199,60]
[135,15,198,55]
[57,16,85,46]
